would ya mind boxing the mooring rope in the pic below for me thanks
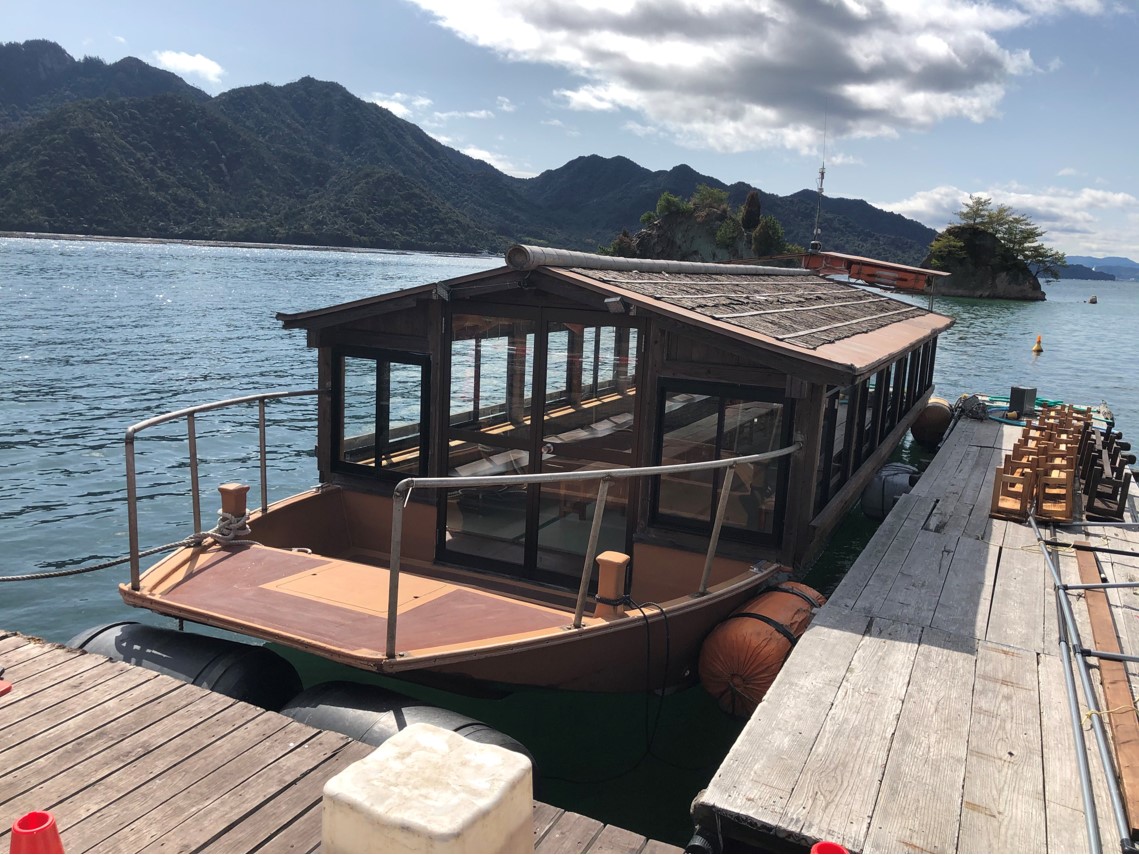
[0,512,254,583]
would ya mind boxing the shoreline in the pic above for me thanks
[0,230,496,259]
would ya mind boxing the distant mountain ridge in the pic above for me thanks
[0,39,939,259]
[1066,255,1139,281]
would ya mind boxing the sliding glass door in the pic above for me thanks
[440,308,639,587]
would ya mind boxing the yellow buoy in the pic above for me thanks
[1032,335,1043,354]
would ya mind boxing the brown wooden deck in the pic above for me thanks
[121,543,593,667]
[0,631,680,853]
[695,416,1139,853]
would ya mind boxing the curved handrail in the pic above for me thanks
[385,440,803,658]
[124,388,323,589]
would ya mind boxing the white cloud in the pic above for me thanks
[433,109,495,121]
[408,0,1115,154]
[151,50,225,85]
[877,183,1139,257]
[113,35,126,45]
[368,92,433,119]
[462,145,537,177]
[1057,167,1081,177]
[497,96,517,112]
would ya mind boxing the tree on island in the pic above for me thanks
[932,195,1066,279]
[609,184,802,259]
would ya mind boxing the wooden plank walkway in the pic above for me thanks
[0,631,680,854]
[695,417,1139,853]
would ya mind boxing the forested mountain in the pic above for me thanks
[0,39,208,131]
[0,39,936,261]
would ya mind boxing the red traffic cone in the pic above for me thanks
[10,811,64,854]
[810,843,848,854]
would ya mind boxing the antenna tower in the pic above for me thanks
[810,117,827,254]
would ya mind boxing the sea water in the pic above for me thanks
[1,236,1134,844]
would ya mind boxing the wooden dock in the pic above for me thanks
[695,416,1139,853]
[0,630,680,853]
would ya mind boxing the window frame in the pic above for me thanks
[651,378,793,546]
[331,345,431,481]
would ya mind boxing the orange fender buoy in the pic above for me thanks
[699,582,825,717]
[1032,334,1043,354]
[910,396,952,449]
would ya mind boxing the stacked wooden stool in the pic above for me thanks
[1080,423,1135,521]
[990,404,1091,523]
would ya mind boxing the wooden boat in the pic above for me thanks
[119,245,953,693]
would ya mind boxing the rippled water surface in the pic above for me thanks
[2,236,1134,844]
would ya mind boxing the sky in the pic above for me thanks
[3,0,1137,261]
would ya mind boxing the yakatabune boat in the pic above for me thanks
[119,245,953,693]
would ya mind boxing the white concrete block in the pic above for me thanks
[322,722,533,853]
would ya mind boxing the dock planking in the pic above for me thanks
[696,417,1139,853]
[0,631,680,854]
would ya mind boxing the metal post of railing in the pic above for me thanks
[571,477,611,629]
[258,398,269,513]
[698,463,737,596]
[1030,514,1133,850]
[386,481,410,659]
[187,412,202,534]
[124,434,141,591]
[379,441,801,654]
[123,388,322,589]
[1056,585,1103,853]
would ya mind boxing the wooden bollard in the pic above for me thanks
[594,551,630,620]
[218,483,250,518]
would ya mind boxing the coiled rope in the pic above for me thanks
[0,512,254,583]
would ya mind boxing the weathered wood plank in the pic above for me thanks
[942,443,1004,540]
[930,535,1000,640]
[67,710,297,853]
[0,678,195,808]
[537,811,604,854]
[963,447,1009,545]
[0,646,98,702]
[826,493,934,613]
[199,741,373,854]
[909,425,970,498]
[698,609,871,825]
[1074,543,1139,837]
[957,642,1046,854]
[586,824,648,853]
[962,417,1002,450]
[64,701,280,855]
[252,802,322,855]
[0,635,46,658]
[986,544,1046,653]
[1038,652,1120,854]
[0,663,152,748]
[876,530,958,626]
[922,443,983,535]
[0,689,233,820]
[779,617,923,850]
[533,802,566,845]
[863,628,977,854]
[638,839,684,854]
[145,730,353,853]
[849,500,933,616]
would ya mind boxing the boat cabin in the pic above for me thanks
[278,244,953,584]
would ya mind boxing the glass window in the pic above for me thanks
[449,315,535,443]
[655,384,789,543]
[336,350,429,477]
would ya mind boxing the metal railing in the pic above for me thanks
[124,388,323,590]
[385,440,802,659]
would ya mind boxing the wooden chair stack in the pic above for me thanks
[990,404,1090,523]
[1080,423,1135,521]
